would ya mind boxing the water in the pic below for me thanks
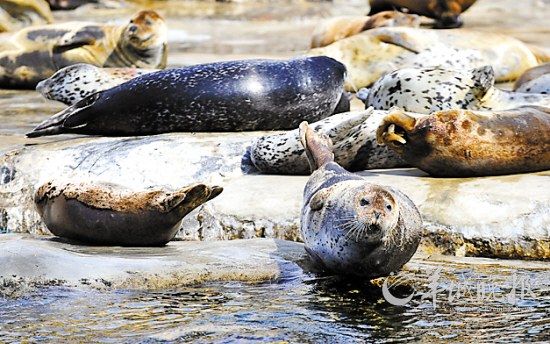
[1,262,549,342]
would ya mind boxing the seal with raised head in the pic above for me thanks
[299,121,422,278]
[369,0,478,28]
[27,56,348,136]
[250,108,406,175]
[376,106,550,177]
[514,63,550,94]
[35,181,223,246]
[0,9,167,88]
[36,63,159,105]
[308,26,538,90]
[310,11,421,48]
[0,0,53,32]
[357,66,550,113]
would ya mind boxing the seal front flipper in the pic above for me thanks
[299,121,335,172]
[54,27,104,51]
[26,92,100,137]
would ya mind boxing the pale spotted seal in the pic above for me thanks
[0,10,167,88]
[35,181,222,246]
[514,63,550,94]
[0,0,53,32]
[357,66,550,113]
[36,63,158,105]
[250,108,406,175]
[369,0,478,28]
[299,121,422,278]
[310,11,421,48]
[376,106,550,177]
[308,27,538,90]
[27,56,348,137]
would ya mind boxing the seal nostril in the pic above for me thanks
[129,25,138,33]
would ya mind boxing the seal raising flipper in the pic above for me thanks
[35,181,223,246]
[299,122,422,279]
[377,106,550,177]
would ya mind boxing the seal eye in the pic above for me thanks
[360,198,369,206]
[386,204,392,211]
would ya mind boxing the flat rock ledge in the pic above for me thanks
[1,133,549,260]
[2,234,549,298]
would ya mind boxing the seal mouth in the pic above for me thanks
[367,223,382,235]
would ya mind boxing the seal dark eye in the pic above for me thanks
[360,198,369,206]
[145,19,152,25]
[386,204,392,211]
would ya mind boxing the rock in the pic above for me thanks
[1,134,549,259]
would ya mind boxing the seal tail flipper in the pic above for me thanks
[376,108,418,145]
[26,92,100,138]
[299,121,335,172]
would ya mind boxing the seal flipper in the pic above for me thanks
[26,92,101,138]
[299,121,335,172]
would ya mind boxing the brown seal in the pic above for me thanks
[299,121,422,279]
[310,11,421,48]
[369,0,477,28]
[0,0,53,32]
[35,181,223,246]
[0,9,167,88]
[376,106,550,177]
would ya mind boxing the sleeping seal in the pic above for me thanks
[376,106,550,177]
[250,108,406,175]
[35,181,222,246]
[36,63,158,105]
[299,121,422,278]
[369,0,478,28]
[357,66,550,113]
[308,27,538,90]
[310,11,421,48]
[27,56,348,136]
[0,10,167,88]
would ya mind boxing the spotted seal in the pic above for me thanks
[0,0,53,32]
[250,108,406,175]
[299,121,422,278]
[27,56,348,137]
[357,66,550,113]
[369,0,478,28]
[0,10,167,88]
[376,106,550,177]
[308,27,538,90]
[36,63,158,105]
[310,11,421,48]
[35,181,222,246]
[514,63,550,94]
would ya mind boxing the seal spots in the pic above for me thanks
[299,122,422,278]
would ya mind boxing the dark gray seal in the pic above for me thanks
[35,181,222,246]
[299,122,422,279]
[27,56,348,137]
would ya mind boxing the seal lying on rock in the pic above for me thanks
[369,0,477,28]
[0,10,167,88]
[36,63,158,105]
[0,0,53,32]
[308,27,538,90]
[250,109,406,175]
[35,181,223,246]
[376,106,550,177]
[310,11,421,48]
[299,122,422,278]
[27,56,348,137]
[514,63,550,94]
[357,66,550,113]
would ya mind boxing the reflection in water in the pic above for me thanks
[1,266,549,342]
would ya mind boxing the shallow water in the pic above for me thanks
[1,260,549,342]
